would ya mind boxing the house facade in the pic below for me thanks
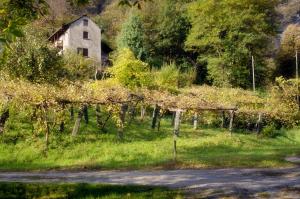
[49,15,102,65]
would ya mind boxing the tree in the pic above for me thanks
[0,0,48,44]
[186,0,278,88]
[154,0,190,62]
[109,48,152,89]
[1,26,62,83]
[117,12,147,60]
[277,24,300,78]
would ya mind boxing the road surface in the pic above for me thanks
[0,167,300,197]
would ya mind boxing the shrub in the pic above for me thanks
[1,26,63,83]
[108,48,152,89]
[262,124,278,138]
[62,50,97,81]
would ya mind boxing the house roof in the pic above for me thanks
[48,15,88,42]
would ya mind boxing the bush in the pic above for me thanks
[154,63,179,91]
[62,50,97,81]
[262,124,278,138]
[109,48,152,89]
[1,26,63,83]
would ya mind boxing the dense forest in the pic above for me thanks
[1,0,300,87]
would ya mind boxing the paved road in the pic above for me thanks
[0,167,300,194]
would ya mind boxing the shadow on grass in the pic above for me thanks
[178,142,300,168]
[0,182,181,199]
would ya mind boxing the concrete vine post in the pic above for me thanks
[173,110,182,161]
[140,105,146,122]
[256,113,263,137]
[221,111,225,128]
[193,113,198,130]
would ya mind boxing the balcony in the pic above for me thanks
[55,40,63,49]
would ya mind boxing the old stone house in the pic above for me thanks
[49,15,111,68]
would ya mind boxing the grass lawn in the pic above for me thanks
[0,109,300,171]
[0,182,182,199]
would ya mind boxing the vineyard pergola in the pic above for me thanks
[1,79,278,159]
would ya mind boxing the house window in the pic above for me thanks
[83,31,89,39]
[83,19,88,26]
[77,48,89,57]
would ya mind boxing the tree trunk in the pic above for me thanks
[151,104,160,129]
[193,113,198,130]
[72,106,84,136]
[0,108,9,135]
[118,104,128,139]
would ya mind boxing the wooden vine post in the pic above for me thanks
[83,104,89,124]
[72,105,85,136]
[173,109,183,161]
[40,103,50,151]
[229,110,235,135]
[70,105,74,121]
[95,104,101,129]
[0,107,9,135]
[151,104,160,129]
[118,104,128,139]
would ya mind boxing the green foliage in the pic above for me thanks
[5,0,48,20]
[62,50,97,81]
[1,26,62,83]
[109,48,152,89]
[154,63,195,91]
[0,0,48,44]
[205,57,230,87]
[186,0,278,88]
[262,124,278,138]
[277,24,300,78]
[117,12,147,60]
[154,0,190,61]
[154,63,180,91]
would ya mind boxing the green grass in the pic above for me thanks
[0,182,182,199]
[0,109,300,171]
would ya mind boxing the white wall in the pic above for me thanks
[60,16,102,64]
